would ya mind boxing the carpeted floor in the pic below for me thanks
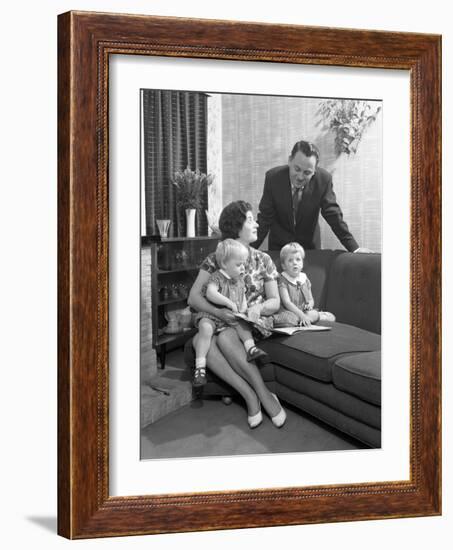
[141,396,365,460]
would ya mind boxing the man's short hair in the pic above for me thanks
[218,200,252,240]
[289,140,320,165]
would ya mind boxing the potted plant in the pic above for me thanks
[317,99,381,156]
[171,166,214,237]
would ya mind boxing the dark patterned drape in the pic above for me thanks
[142,90,208,237]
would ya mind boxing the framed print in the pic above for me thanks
[58,11,441,538]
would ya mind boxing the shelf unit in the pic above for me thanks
[142,235,220,368]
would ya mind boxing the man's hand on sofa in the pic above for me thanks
[353,247,373,254]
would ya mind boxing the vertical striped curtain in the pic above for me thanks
[142,90,208,237]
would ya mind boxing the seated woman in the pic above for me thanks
[188,200,286,429]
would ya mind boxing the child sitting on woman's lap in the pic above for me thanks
[193,239,269,387]
[274,242,335,327]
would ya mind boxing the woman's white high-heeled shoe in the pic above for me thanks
[248,408,263,429]
[270,393,286,428]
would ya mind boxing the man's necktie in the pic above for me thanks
[293,186,303,224]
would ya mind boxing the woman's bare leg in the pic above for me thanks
[193,333,260,417]
[216,328,281,418]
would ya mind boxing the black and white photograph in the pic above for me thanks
[1,0,447,545]
[140,89,383,460]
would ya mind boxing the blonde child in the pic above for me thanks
[193,239,269,387]
[274,242,336,327]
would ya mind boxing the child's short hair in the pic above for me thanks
[280,242,305,265]
[216,239,248,268]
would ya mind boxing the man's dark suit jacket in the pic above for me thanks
[253,165,358,252]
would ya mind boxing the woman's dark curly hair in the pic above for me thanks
[218,200,253,240]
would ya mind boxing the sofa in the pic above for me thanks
[184,249,381,448]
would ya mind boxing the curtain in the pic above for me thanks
[142,90,208,237]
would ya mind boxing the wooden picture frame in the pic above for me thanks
[58,11,441,538]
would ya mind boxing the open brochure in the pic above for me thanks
[232,312,269,330]
[232,312,331,335]
[272,325,332,335]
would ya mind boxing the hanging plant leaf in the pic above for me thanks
[318,99,381,155]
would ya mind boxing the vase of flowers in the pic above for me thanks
[171,166,214,237]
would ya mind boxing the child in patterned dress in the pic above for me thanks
[193,239,270,387]
[274,242,336,327]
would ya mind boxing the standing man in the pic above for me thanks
[252,140,371,253]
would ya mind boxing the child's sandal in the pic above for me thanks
[193,367,207,387]
[246,346,271,364]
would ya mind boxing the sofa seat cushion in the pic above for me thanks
[332,351,381,405]
[260,322,380,383]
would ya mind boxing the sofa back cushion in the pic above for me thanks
[267,249,341,311]
[326,252,381,334]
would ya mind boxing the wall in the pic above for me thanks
[141,246,157,380]
[207,94,224,232]
[220,94,382,251]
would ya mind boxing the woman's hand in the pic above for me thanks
[228,301,239,313]
[216,308,237,325]
[247,304,263,323]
